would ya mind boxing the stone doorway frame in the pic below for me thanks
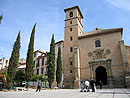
[89,59,113,87]
[95,66,107,85]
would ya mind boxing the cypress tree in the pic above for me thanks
[25,23,36,89]
[0,15,3,24]
[47,34,55,88]
[56,47,62,88]
[6,32,21,90]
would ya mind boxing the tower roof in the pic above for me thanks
[64,6,83,18]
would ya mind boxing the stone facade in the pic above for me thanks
[18,58,26,72]
[33,49,48,76]
[33,40,64,79]
[0,57,8,70]
[63,6,130,88]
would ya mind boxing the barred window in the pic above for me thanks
[95,40,101,48]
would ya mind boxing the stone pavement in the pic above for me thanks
[0,88,130,98]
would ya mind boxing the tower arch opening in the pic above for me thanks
[70,11,73,18]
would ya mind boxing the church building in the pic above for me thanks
[63,6,130,88]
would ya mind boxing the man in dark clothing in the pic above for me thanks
[36,80,42,92]
[99,81,103,89]
[90,79,96,92]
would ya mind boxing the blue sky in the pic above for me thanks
[0,0,130,59]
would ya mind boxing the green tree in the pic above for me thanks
[39,74,48,82]
[42,77,48,82]
[39,74,43,81]
[0,70,7,77]
[13,70,25,86]
[56,47,62,88]
[0,70,7,84]
[0,15,3,24]
[47,34,55,88]
[25,23,36,89]
[6,32,21,90]
[31,74,39,82]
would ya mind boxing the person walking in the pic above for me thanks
[36,79,42,92]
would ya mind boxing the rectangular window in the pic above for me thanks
[41,68,44,74]
[37,60,40,67]
[34,53,36,57]
[70,61,73,65]
[42,58,44,66]
[37,69,39,75]
[70,28,72,32]
[70,36,73,41]
[95,40,101,48]
[70,47,73,52]
[70,70,72,73]
[6,60,8,64]
[70,21,72,24]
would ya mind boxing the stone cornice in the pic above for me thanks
[125,45,130,48]
[78,28,123,40]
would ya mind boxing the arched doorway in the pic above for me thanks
[95,66,107,85]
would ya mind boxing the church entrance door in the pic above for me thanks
[95,66,107,85]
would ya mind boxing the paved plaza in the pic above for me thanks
[0,88,130,98]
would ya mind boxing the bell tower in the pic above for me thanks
[63,6,83,88]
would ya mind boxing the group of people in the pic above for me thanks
[36,79,103,92]
[80,79,103,92]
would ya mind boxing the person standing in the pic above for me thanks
[84,80,90,92]
[36,80,42,92]
[99,81,103,89]
[90,79,96,92]
[80,81,85,92]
